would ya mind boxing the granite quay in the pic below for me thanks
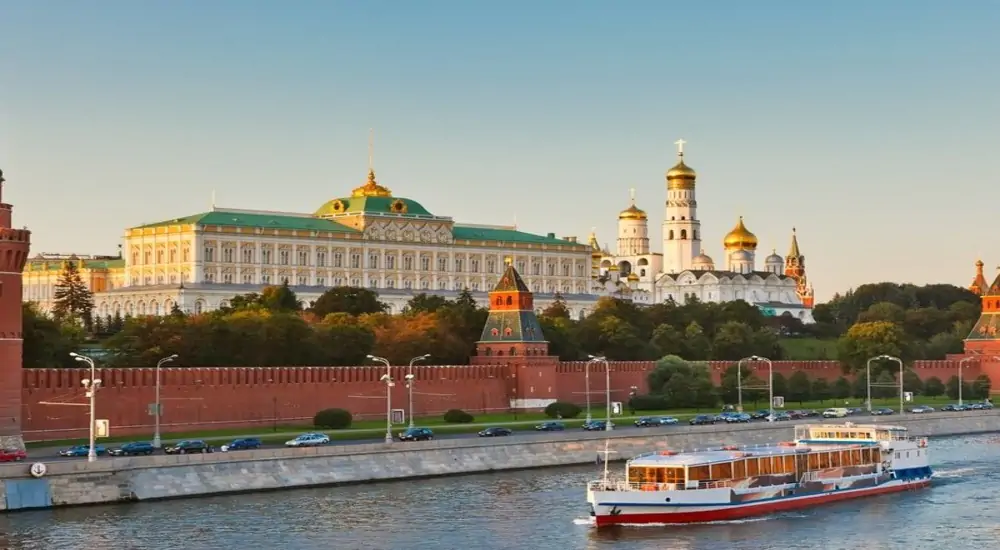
[0,410,996,512]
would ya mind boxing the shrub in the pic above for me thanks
[313,408,353,429]
[544,401,582,419]
[629,394,673,411]
[443,408,474,423]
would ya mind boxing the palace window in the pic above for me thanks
[223,273,233,284]
[297,276,307,285]
[156,275,164,284]
[170,274,177,284]
[223,248,234,263]
[532,262,540,275]
[577,264,584,276]
[438,257,448,271]
[470,259,479,273]
[279,250,290,265]
[369,278,379,288]
[562,263,570,276]
[206,272,215,282]
[668,230,674,240]
[298,250,309,266]
[420,280,429,289]
[334,277,343,286]
[145,250,153,264]
[317,277,325,286]
[517,261,526,273]
[680,229,687,240]
[317,252,326,267]
[157,250,164,264]
[547,263,555,276]
[420,256,430,271]
[403,256,413,270]
[350,254,360,269]
[386,255,396,270]
[471,282,480,291]
[487,259,496,273]
[333,252,343,268]
[242,248,253,263]
[351,278,360,286]
[132,251,140,265]
[262,274,271,284]
[243,273,253,284]
[261,249,271,264]
[386,279,395,289]
[403,279,412,289]
[369,254,379,269]
[455,259,464,272]
[438,281,448,290]
[204,247,215,262]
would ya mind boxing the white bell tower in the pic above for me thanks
[662,139,701,273]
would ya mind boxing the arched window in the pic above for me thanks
[680,229,687,239]
[668,230,674,240]
[495,297,502,306]
[484,348,492,356]
[491,328,499,336]
[506,296,513,306]
[509,347,517,356]
[504,328,513,336]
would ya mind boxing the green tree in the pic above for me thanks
[971,374,992,400]
[836,321,909,373]
[832,376,852,399]
[646,355,717,409]
[541,293,571,319]
[310,287,388,317]
[857,302,906,325]
[945,375,963,401]
[872,370,897,399]
[680,321,711,360]
[403,293,452,315]
[923,376,945,397]
[710,321,758,360]
[260,281,302,311]
[718,363,754,406]
[902,369,924,395]
[538,316,580,361]
[51,261,95,327]
[22,303,82,368]
[650,324,684,357]
[787,371,812,404]
[811,378,831,403]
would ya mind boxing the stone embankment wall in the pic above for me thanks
[1,410,997,512]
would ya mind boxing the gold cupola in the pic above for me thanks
[723,216,759,250]
[351,169,393,198]
[666,138,697,190]
[619,188,647,220]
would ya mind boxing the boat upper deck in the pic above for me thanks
[628,442,875,468]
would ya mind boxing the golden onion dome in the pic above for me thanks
[608,265,620,271]
[626,272,640,282]
[618,204,647,221]
[666,160,697,190]
[723,216,759,250]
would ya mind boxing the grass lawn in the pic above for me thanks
[25,395,958,450]
[779,337,839,360]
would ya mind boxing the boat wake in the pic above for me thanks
[932,467,976,479]
[574,514,807,528]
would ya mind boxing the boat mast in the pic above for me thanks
[598,439,616,484]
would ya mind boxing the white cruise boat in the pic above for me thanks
[586,422,931,527]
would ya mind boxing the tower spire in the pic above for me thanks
[629,187,636,205]
[368,128,374,174]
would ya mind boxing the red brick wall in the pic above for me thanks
[19,358,996,442]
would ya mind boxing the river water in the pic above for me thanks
[1,435,997,549]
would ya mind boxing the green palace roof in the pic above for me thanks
[313,196,435,218]
[25,257,126,272]
[134,210,358,233]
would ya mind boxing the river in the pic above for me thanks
[0,434,997,549]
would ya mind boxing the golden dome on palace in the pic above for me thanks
[626,272,640,282]
[619,204,647,220]
[723,216,758,250]
[666,160,697,190]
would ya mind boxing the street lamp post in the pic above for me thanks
[584,356,597,423]
[152,354,177,448]
[736,357,751,412]
[885,355,904,415]
[749,356,773,421]
[865,356,877,414]
[589,355,612,431]
[407,354,430,428]
[368,355,393,444]
[70,352,101,462]
[866,354,903,414]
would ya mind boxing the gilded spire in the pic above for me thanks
[788,227,801,258]
[666,138,696,190]
[619,188,647,220]
[351,129,393,197]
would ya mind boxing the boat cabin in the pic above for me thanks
[626,444,881,490]
[795,423,908,444]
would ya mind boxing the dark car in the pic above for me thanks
[108,442,155,456]
[750,410,770,420]
[872,408,894,416]
[582,421,614,431]
[689,415,716,425]
[942,404,965,411]
[164,440,212,454]
[398,427,434,441]
[478,427,512,437]
[635,416,676,427]
[769,412,792,422]
[221,438,262,452]
[535,422,565,431]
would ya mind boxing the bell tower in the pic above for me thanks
[662,139,701,273]
[0,169,31,450]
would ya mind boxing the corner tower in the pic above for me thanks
[476,260,548,357]
[965,271,1000,355]
[0,169,31,450]
[662,139,701,273]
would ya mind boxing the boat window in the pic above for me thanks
[746,458,760,476]
[782,455,795,473]
[688,466,710,481]
[714,462,733,479]
[734,459,747,478]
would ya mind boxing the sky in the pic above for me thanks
[2,1,999,301]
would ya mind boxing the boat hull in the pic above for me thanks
[592,477,930,526]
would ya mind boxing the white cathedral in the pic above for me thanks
[589,140,815,323]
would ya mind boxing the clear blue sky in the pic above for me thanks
[2,1,998,301]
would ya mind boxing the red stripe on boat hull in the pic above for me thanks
[595,480,931,527]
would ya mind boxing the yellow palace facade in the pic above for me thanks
[23,170,599,318]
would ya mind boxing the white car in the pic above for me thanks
[285,433,331,447]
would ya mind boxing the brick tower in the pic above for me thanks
[0,169,30,450]
[784,227,814,308]
[965,270,1000,355]
[473,260,557,411]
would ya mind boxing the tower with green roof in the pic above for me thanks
[476,260,549,358]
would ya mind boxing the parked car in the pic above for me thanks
[689,415,716,426]
[478,427,512,437]
[872,407,894,415]
[942,404,967,411]
[164,440,212,454]
[724,413,751,423]
[284,433,330,447]
[823,408,848,418]
[398,427,434,441]
[769,412,792,422]
[909,405,934,414]
[750,410,770,420]
[632,416,678,426]
[582,421,614,431]
[0,448,26,462]
[221,438,263,452]
[108,442,155,456]
[534,422,565,431]
[59,444,106,457]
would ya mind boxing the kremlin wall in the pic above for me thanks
[20,357,1000,441]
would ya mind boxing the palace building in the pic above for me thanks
[22,169,599,318]
[591,140,815,322]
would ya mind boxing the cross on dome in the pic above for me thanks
[675,138,686,156]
